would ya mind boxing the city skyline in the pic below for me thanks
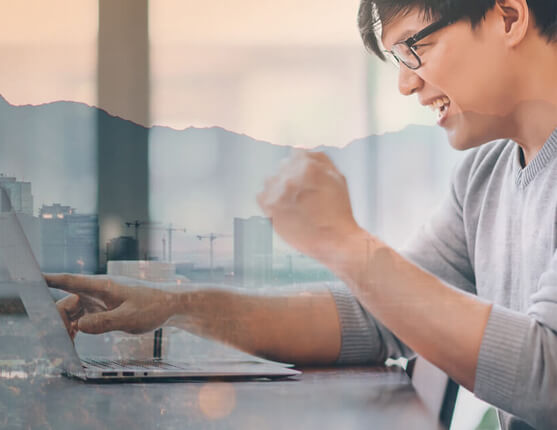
[1,96,463,273]
[1,174,328,286]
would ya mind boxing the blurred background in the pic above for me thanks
[0,1,495,428]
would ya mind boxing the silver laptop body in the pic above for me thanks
[0,187,300,381]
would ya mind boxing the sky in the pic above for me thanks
[0,0,435,149]
[0,0,444,251]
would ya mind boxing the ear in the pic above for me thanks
[494,0,530,47]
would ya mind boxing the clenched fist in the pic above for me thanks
[257,151,364,265]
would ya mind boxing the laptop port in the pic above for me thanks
[123,372,135,377]
[102,372,118,376]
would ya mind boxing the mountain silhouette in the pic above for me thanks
[0,95,461,248]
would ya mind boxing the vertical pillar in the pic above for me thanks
[97,0,150,270]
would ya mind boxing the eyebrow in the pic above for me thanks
[384,28,418,51]
[395,29,418,44]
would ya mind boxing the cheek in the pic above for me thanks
[428,41,512,115]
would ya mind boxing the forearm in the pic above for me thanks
[326,229,492,391]
[165,285,341,365]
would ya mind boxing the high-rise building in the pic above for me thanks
[65,214,99,273]
[0,174,33,215]
[233,216,273,286]
[40,204,73,272]
[106,236,139,262]
[0,185,10,212]
[17,213,42,266]
[40,204,99,273]
[0,175,40,262]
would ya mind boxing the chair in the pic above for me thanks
[406,356,460,429]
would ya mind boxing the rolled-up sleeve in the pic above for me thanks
[474,250,557,429]
[329,282,413,364]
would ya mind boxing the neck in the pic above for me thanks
[507,41,557,165]
[510,101,557,166]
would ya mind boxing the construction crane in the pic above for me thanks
[147,223,187,262]
[124,220,149,259]
[196,233,231,279]
[125,220,145,243]
[125,220,186,262]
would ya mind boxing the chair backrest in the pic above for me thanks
[406,355,459,429]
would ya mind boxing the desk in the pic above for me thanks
[0,366,443,429]
[0,292,442,429]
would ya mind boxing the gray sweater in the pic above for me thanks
[329,128,557,430]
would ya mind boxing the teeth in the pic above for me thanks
[428,96,450,118]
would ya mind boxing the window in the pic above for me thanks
[0,0,98,272]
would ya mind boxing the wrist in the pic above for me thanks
[323,227,386,296]
[164,291,185,325]
[164,288,207,328]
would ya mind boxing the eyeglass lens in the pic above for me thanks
[391,43,420,69]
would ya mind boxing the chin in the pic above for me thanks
[443,113,507,151]
[445,130,484,151]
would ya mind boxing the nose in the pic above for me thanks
[398,65,424,96]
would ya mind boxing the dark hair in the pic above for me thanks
[359,0,557,60]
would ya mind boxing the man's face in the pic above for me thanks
[381,8,517,150]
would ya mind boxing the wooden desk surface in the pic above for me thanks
[0,365,443,430]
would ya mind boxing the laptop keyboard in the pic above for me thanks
[81,358,186,370]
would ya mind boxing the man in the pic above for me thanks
[50,0,557,428]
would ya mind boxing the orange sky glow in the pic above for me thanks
[0,0,434,148]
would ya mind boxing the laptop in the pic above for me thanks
[0,187,300,381]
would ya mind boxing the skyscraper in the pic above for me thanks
[0,175,40,263]
[106,236,138,262]
[40,204,98,273]
[233,216,273,287]
[0,174,33,215]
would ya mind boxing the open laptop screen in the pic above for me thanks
[0,187,85,378]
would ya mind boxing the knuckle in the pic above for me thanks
[101,315,113,331]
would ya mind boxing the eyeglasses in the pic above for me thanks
[384,15,459,70]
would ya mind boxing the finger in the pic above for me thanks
[77,306,128,334]
[45,273,111,298]
[56,300,73,336]
[70,320,79,340]
[56,292,81,316]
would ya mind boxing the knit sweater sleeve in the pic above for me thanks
[474,249,557,430]
[329,282,413,364]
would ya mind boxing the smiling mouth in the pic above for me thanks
[428,96,451,121]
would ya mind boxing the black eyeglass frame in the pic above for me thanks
[384,15,459,70]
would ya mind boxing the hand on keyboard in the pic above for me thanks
[47,274,179,335]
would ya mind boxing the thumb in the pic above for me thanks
[77,307,126,334]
